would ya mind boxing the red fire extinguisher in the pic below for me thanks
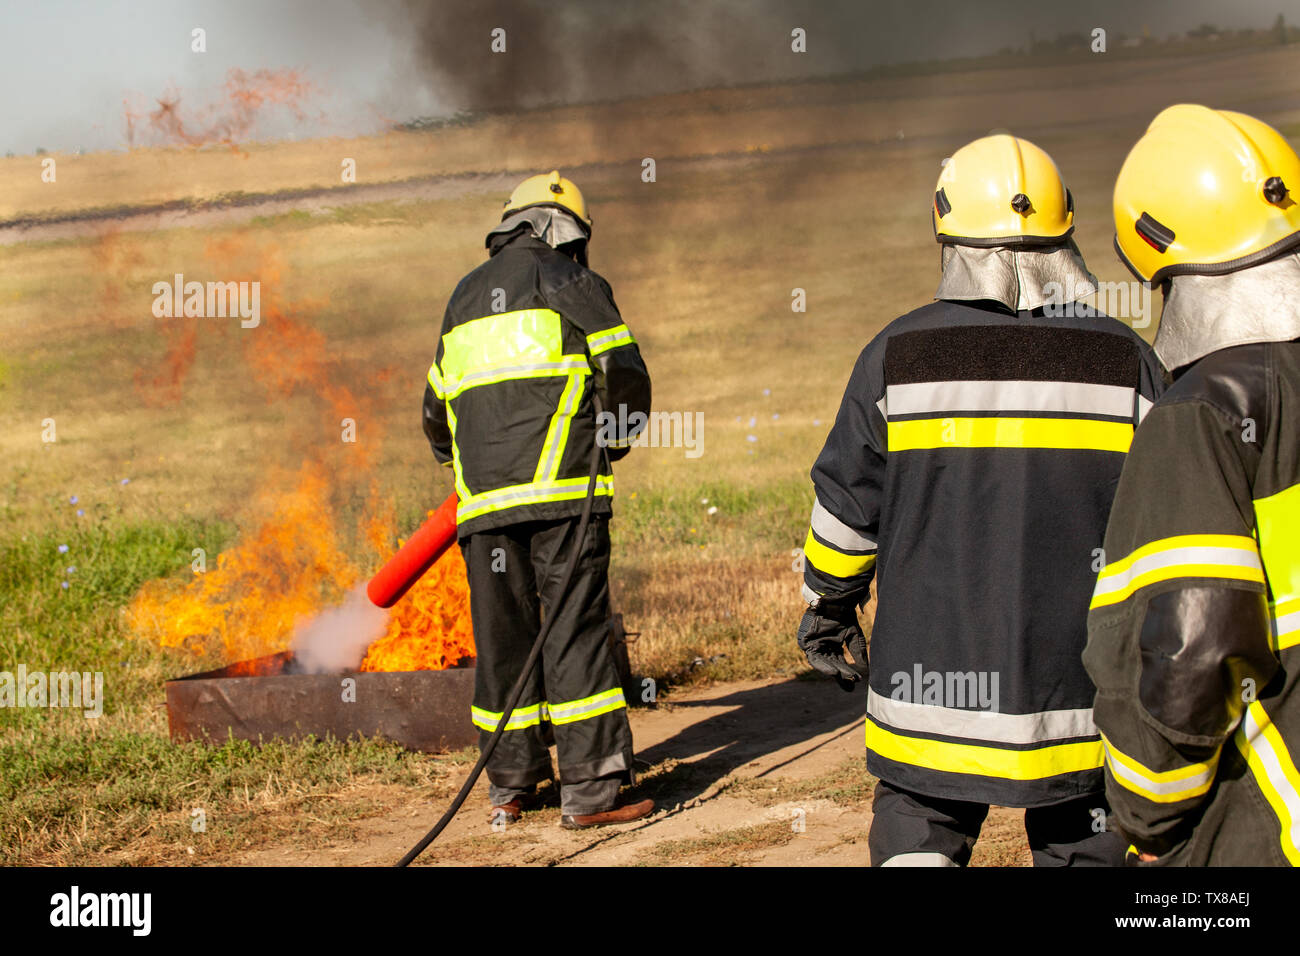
[366,492,459,608]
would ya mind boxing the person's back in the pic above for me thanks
[849,299,1162,806]
[423,171,654,829]
[1086,104,1300,865]
[796,133,1164,866]
[429,225,645,534]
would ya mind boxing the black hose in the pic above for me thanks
[396,394,608,867]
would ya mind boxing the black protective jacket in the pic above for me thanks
[423,228,651,536]
[805,299,1165,807]
[1085,340,1300,865]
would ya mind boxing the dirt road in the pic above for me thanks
[237,676,1031,867]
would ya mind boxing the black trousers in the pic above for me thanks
[868,779,1127,867]
[462,514,634,814]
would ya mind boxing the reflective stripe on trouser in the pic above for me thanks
[869,779,1125,867]
[463,513,634,811]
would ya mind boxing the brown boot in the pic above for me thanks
[488,799,527,825]
[560,798,655,830]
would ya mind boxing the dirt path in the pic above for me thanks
[236,677,1031,867]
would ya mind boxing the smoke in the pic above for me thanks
[290,585,390,674]
[386,0,1283,115]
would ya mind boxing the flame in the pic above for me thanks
[124,68,316,153]
[361,542,475,672]
[128,462,358,664]
[127,232,474,674]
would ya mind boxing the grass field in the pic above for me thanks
[3,42,1300,864]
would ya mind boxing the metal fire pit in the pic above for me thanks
[164,615,639,753]
[165,652,477,753]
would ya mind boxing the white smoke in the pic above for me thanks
[290,585,390,674]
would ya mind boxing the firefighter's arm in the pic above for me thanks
[422,371,453,467]
[552,271,651,461]
[803,344,886,612]
[1083,399,1275,857]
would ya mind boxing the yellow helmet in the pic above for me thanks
[1114,105,1300,285]
[502,170,590,228]
[933,134,1074,246]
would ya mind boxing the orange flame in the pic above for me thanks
[361,542,475,672]
[124,68,316,153]
[128,233,473,674]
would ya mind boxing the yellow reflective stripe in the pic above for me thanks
[886,417,1133,453]
[471,702,548,732]
[1256,481,1300,609]
[534,373,585,483]
[439,309,592,398]
[427,362,445,400]
[803,529,876,579]
[443,399,472,501]
[1234,700,1300,865]
[457,475,614,525]
[549,687,627,726]
[586,324,635,357]
[441,356,590,399]
[865,717,1103,780]
[442,308,562,376]
[1272,597,1300,652]
[1091,534,1264,609]
[1101,733,1218,804]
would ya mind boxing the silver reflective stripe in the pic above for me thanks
[1105,748,1217,799]
[549,688,626,724]
[880,852,958,867]
[801,583,823,605]
[468,476,613,510]
[867,688,1096,745]
[535,373,583,482]
[875,396,888,420]
[587,325,634,355]
[448,357,590,395]
[1238,703,1300,855]
[1092,545,1263,602]
[1274,609,1300,645]
[884,380,1136,418]
[811,499,876,552]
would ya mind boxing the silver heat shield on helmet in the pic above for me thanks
[487,207,590,251]
[1156,251,1300,372]
[936,240,1097,313]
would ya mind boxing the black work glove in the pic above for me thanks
[797,600,869,692]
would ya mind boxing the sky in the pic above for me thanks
[0,0,1294,155]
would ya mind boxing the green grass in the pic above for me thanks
[0,727,471,864]
[614,478,810,555]
[0,513,234,682]
[0,506,485,863]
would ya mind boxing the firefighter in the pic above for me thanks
[797,134,1165,866]
[1084,106,1300,866]
[422,171,655,829]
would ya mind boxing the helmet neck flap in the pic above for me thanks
[936,240,1097,313]
[1156,251,1300,372]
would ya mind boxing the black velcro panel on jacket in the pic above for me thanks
[884,324,1139,386]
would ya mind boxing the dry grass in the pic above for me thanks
[639,819,797,866]
[4,46,1300,864]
